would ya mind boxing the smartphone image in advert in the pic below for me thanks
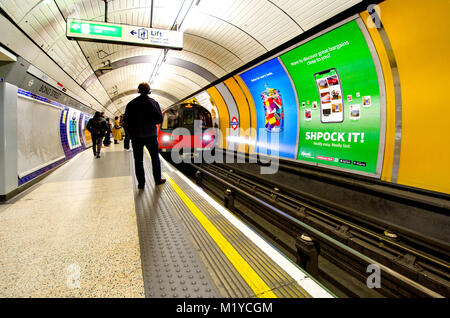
[314,68,344,123]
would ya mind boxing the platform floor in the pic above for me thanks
[0,145,144,297]
[0,144,333,298]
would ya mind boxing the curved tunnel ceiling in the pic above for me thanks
[82,55,218,89]
[0,0,363,114]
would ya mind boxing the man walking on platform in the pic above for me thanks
[123,82,166,189]
[87,111,108,158]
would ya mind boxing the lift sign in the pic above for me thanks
[66,19,183,50]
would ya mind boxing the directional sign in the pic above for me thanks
[69,21,122,37]
[66,19,183,50]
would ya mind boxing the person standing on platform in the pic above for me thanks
[103,118,112,146]
[112,116,122,144]
[119,115,125,139]
[121,115,130,150]
[86,111,108,158]
[123,82,166,189]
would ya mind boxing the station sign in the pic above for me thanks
[66,19,183,50]
[231,117,239,130]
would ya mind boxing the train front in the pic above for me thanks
[158,103,215,157]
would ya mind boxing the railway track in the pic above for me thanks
[177,160,449,298]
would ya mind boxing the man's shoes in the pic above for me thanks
[96,155,101,158]
[155,179,166,186]
[138,183,145,189]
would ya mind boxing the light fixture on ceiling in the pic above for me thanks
[171,0,196,32]
[98,60,112,73]
[148,0,195,86]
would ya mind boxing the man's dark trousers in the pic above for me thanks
[123,128,130,149]
[131,136,161,185]
[92,134,103,156]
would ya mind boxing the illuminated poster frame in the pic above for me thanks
[66,108,82,150]
[279,17,386,177]
[238,58,299,159]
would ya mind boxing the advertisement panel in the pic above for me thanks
[66,108,81,150]
[239,58,298,158]
[16,93,65,178]
[82,114,93,147]
[280,20,382,174]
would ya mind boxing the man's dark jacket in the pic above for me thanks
[86,117,108,136]
[123,94,163,138]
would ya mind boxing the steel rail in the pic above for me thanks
[209,163,450,270]
[190,163,444,298]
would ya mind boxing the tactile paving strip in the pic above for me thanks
[132,153,315,298]
[160,177,254,297]
[167,171,311,298]
[131,155,219,298]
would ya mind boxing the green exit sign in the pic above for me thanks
[70,21,122,38]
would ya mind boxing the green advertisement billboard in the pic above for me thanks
[280,20,383,175]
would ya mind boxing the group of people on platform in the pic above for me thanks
[86,113,128,156]
[87,82,165,188]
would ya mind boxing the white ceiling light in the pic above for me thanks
[148,0,196,86]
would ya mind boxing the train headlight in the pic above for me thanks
[162,135,171,142]
[202,135,212,141]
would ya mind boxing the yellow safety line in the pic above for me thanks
[163,172,277,298]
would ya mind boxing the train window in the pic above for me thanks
[161,109,179,130]
[183,109,194,125]
[198,109,213,128]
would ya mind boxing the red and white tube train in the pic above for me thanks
[158,102,215,154]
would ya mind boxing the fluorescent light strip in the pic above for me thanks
[159,155,334,298]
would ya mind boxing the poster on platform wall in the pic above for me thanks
[81,114,93,147]
[16,94,65,178]
[66,107,82,150]
[239,58,299,159]
[280,20,382,175]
